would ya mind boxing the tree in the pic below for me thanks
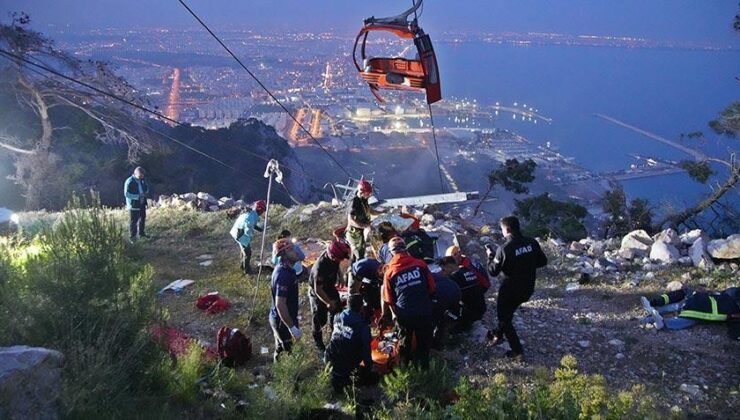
[473,158,536,216]
[628,198,653,232]
[601,185,629,238]
[514,193,588,241]
[0,14,156,209]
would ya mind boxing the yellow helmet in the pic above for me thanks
[445,245,461,257]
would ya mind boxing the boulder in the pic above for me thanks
[569,241,586,253]
[197,192,217,204]
[587,240,607,257]
[208,205,220,212]
[620,230,653,255]
[218,197,235,208]
[234,200,247,209]
[181,193,197,202]
[680,229,704,246]
[0,346,64,420]
[421,214,436,227]
[666,280,684,291]
[649,241,680,264]
[689,237,715,269]
[653,228,681,247]
[707,234,740,260]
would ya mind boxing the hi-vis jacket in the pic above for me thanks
[124,176,149,210]
[487,234,547,298]
[230,210,262,247]
[383,252,435,318]
[679,287,740,322]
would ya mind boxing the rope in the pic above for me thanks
[177,0,354,179]
[428,102,446,193]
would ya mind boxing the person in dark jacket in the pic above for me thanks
[351,258,384,318]
[400,214,435,261]
[124,167,149,240]
[640,287,740,332]
[432,257,463,349]
[309,240,351,353]
[445,257,487,329]
[325,294,373,393]
[346,180,383,263]
[486,216,547,360]
[382,237,436,368]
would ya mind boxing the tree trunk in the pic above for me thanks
[656,166,740,230]
[473,183,495,217]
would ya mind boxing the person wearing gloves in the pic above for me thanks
[230,200,266,274]
[269,238,303,362]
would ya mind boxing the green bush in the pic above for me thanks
[381,359,456,404]
[0,203,168,417]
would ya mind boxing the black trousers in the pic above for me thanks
[396,315,433,369]
[239,244,252,274]
[269,315,293,362]
[309,290,338,351]
[649,289,688,307]
[129,207,146,239]
[492,286,530,355]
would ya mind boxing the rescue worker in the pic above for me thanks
[124,166,149,241]
[486,216,548,360]
[641,287,740,333]
[269,239,303,362]
[382,237,436,368]
[346,180,383,263]
[445,254,487,329]
[271,230,307,281]
[229,200,266,275]
[351,258,384,320]
[446,245,491,292]
[376,222,399,265]
[309,240,352,353]
[432,257,463,349]
[324,294,373,393]
[401,214,435,261]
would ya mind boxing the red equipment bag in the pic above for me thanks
[216,327,252,367]
[196,292,231,314]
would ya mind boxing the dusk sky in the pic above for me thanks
[1,0,738,44]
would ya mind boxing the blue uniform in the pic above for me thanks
[432,272,462,318]
[325,309,372,379]
[377,242,393,264]
[270,264,299,322]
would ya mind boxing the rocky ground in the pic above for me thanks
[119,200,740,418]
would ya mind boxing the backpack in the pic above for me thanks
[217,327,252,367]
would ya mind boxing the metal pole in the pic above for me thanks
[256,162,275,284]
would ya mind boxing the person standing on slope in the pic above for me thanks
[346,180,383,263]
[486,216,547,361]
[124,166,150,241]
[230,200,266,275]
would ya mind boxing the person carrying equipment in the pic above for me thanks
[351,258,385,318]
[432,257,462,349]
[309,240,352,353]
[271,230,307,281]
[440,256,485,329]
[124,166,150,241]
[324,294,375,393]
[230,200,266,275]
[346,180,383,263]
[382,237,436,368]
[486,216,547,360]
[269,239,303,362]
[640,287,740,336]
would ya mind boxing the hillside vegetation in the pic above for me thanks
[1,201,738,419]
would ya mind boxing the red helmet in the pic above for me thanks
[328,240,351,261]
[253,200,267,213]
[358,180,373,194]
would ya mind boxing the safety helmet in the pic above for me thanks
[388,236,407,254]
[328,240,351,261]
[358,180,373,194]
[445,245,461,257]
[273,238,294,256]
[253,200,267,213]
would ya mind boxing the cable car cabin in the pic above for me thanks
[353,22,441,104]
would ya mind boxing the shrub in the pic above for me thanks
[0,202,167,417]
